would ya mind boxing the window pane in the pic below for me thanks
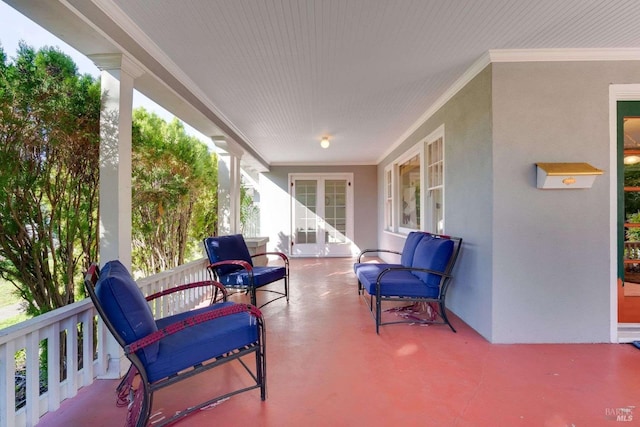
[426,137,444,233]
[399,155,420,230]
[385,169,393,230]
[325,179,347,243]
[295,180,317,244]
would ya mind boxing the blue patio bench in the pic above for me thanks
[354,232,462,333]
[84,260,266,427]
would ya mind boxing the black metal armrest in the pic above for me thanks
[252,251,289,273]
[145,280,228,302]
[124,303,263,355]
[207,260,253,272]
[357,249,402,263]
[252,251,289,263]
[377,266,451,281]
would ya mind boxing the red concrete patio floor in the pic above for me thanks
[37,257,639,426]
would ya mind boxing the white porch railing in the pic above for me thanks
[0,258,211,427]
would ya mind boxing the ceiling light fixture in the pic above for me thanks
[320,137,330,149]
[624,155,640,165]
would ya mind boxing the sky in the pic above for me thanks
[0,1,214,149]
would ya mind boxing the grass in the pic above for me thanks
[0,278,22,307]
[0,278,29,329]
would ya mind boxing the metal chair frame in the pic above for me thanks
[84,263,266,427]
[204,235,289,308]
[356,234,462,333]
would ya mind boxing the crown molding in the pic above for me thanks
[378,52,492,164]
[489,48,640,62]
[380,48,640,164]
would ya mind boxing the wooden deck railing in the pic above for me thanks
[0,258,211,427]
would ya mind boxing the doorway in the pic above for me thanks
[617,100,640,324]
[289,173,354,257]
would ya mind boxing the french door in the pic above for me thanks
[289,173,353,257]
[618,101,640,323]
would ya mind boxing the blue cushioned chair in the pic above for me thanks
[354,233,462,333]
[203,234,289,308]
[84,260,266,427]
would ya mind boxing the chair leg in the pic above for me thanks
[439,300,456,333]
[285,276,289,302]
[250,288,257,306]
[375,296,381,335]
[257,339,267,401]
[129,380,152,427]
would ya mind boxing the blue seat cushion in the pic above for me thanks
[400,232,428,267]
[217,266,286,288]
[146,302,259,383]
[204,234,253,276]
[95,260,159,365]
[356,264,439,299]
[411,237,454,287]
[353,262,401,275]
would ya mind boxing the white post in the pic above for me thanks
[91,53,144,378]
[214,137,243,235]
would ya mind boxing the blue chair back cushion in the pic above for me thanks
[204,234,253,276]
[95,260,159,365]
[411,237,454,287]
[400,231,428,267]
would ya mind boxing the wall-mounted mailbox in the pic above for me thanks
[536,162,603,189]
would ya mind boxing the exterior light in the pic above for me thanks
[320,137,330,149]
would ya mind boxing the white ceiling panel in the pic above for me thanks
[9,0,640,165]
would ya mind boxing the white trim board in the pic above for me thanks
[617,324,640,343]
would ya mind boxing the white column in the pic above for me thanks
[90,53,143,379]
[213,137,243,235]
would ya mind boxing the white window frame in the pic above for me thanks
[384,166,394,231]
[385,125,445,235]
[425,125,445,234]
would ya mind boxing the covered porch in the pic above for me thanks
[1,2,640,425]
[35,257,640,426]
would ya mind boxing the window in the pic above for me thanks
[384,167,393,230]
[427,136,444,234]
[385,125,444,235]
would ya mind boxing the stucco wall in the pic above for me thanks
[490,60,640,343]
[378,66,495,340]
[259,165,378,255]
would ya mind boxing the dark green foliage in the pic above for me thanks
[0,43,100,315]
[625,163,640,223]
[131,108,217,275]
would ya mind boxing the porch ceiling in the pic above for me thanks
[5,0,640,169]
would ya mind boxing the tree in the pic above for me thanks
[131,109,217,275]
[0,43,101,315]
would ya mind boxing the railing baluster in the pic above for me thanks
[46,322,61,414]
[25,331,39,426]
[1,340,17,427]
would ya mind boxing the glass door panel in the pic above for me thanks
[294,180,318,244]
[325,180,347,244]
